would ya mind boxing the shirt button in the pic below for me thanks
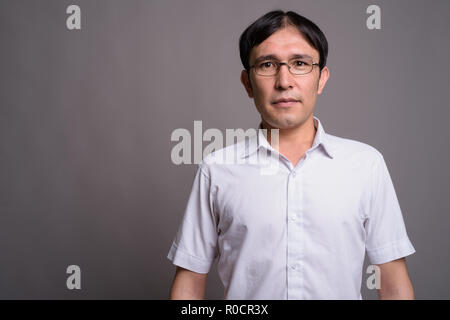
[292,170,296,177]
[289,216,296,222]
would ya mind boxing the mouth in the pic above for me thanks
[272,98,299,108]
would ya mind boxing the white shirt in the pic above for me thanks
[167,116,415,299]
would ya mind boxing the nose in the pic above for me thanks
[275,63,294,90]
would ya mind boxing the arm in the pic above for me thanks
[377,257,415,300]
[169,266,208,300]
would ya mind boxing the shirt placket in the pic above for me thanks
[286,155,307,299]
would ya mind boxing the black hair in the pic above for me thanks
[239,10,328,72]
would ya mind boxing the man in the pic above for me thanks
[167,10,416,299]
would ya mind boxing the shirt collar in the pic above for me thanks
[240,115,334,159]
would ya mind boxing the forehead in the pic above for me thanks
[249,26,319,63]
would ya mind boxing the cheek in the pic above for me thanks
[302,79,320,98]
[253,82,271,102]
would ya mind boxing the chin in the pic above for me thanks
[265,117,302,129]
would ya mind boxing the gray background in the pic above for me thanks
[0,0,449,299]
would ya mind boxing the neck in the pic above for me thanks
[261,115,317,152]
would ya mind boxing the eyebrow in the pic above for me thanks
[253,53,314,65]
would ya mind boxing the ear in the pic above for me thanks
[240,69,254,98]
[317,66,330,95]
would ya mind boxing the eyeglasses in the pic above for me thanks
[249,57,319,76]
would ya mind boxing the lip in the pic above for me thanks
[272,99,299,108]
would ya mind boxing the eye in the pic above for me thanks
[260,61,274,69]
[295,60,306,66]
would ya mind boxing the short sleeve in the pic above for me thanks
[167,163,219,274]
[365,153,416,265]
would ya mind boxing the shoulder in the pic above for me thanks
[197,138,248,175]
[202,138,247,165]
[326,133,384,165]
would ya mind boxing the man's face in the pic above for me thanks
[241,25,329,130]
